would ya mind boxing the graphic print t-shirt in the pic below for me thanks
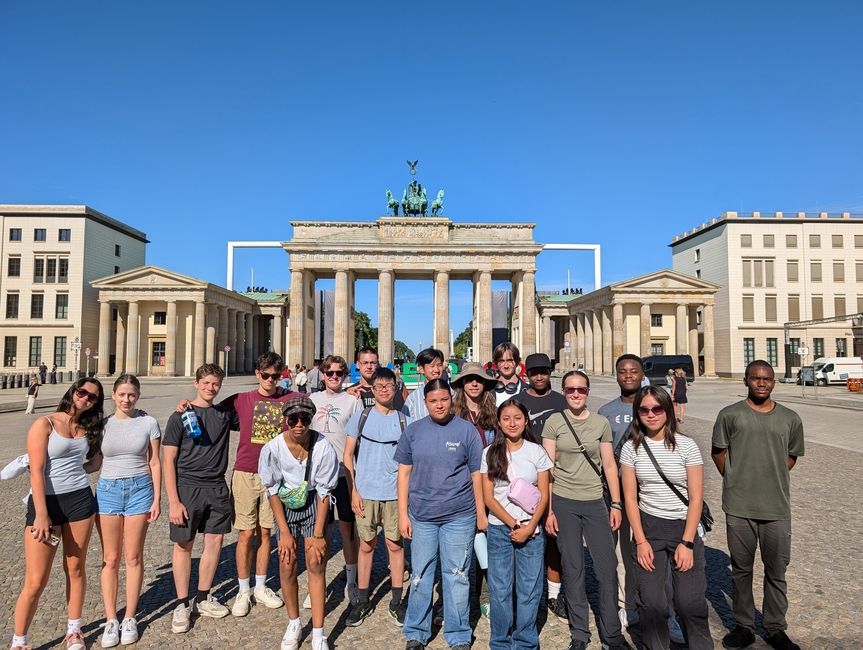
[226,389,303,473]
[310,390,360,474]
[515,390,567,437]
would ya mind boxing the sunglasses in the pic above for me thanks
[637,405,666,416]
[324,370,345,378]
[259,371,280,381]
[287,413,312,427]
[563,386,589,396]
[74,387,100,403]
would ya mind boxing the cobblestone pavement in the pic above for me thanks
[0,377,859,649]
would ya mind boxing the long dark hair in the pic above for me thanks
[485,398,538,483]
[57,377,106,458]
[452,385,496,432]
[629,385,677,452]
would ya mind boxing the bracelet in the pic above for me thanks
[609,503,622,511]
[311,534,326,540]
[635,539,649,546]
[611,500,622,506]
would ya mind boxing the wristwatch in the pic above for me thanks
[679,539,694,549]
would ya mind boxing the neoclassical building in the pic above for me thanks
[537,270,720,376]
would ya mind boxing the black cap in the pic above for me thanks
[524,353,552,372]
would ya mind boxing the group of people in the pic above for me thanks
[9,341,804,650]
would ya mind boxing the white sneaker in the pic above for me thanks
[197,595,230,618]
[311,636,330,650]
[302,592,312,609]
[171,602,192,634]
[668,615,685,644]
[232,589,252,617]
[345,583,359,604]
[65,631,85,650]
[254,585,284,609]
[119,617,139,645]
[100,619,120,648]
[281,619,303,650]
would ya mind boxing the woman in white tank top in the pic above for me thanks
[11,378,105,650]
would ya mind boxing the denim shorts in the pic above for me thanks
[96,475,154,516]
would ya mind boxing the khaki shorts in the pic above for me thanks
[231,470,274,531]
[355,498,401,543]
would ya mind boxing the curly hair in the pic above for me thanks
[57,377,106,459]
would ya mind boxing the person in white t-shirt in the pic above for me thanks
[481,398,552,649]
[619,386,712,650]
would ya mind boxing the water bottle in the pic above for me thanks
[474,532,488,570]
[181,406,202,441]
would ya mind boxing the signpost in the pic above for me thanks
[564,339,571,367]
[224,345,231,379]
[70,337,82,376]
[85,347,92,377]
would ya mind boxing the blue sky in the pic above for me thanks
[2,2,862,355]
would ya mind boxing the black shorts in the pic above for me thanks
[26,486,96,527]
[331,476,355,524]
[170,483,232,543]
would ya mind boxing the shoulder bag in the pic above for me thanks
[505,452,542,514]
[278,433,317,510]
[558,411,611,504]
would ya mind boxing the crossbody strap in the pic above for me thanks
[558,410,605,482]
[303,432,317,483]
[639,440,689,507]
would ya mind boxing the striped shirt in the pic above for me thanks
[619,434,703,520]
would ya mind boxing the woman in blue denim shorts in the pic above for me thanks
[93,374,162,648]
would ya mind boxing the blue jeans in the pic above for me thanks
[487,524,545,649]
[403,515,475,647]
[96,475,154,516]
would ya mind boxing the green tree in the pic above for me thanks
[453,320,473,359]
[394,340,416,361]
[353,311,378,353]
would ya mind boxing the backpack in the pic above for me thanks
[354,406,407,461]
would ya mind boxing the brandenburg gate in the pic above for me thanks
[283,217,544,365]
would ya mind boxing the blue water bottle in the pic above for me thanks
[181,406,202,441]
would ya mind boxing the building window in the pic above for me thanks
[46,258,57,283]
[763,234,775,248]
[765,260,774,287]
[28,336,41,367]
[33,258,44,283]
[789,337,801,365]
[650,343,664,356]
[856,234,863,248]
[742,259,774,287]
[837,338,848,356]
[695,269,701,279]
[743,338,755,365]
[114,266,120,274]
[54,336,67,368]
[30,294,44,319]
[787,260,798,282]
[34,228,46,242]
[786,234,797,248]
[112,308,118,322]
[58,228,71,242]
[7,257,20,278]
[742,260,752,287]
[58,258,69,283]
[742,295,755,322]
[114,244,121,257]
[813,338,825,358]
[811,295,824,320]
[856,262,863,282]
[766,338,778,366]
[154,311,167,325]
[650,314,663,327]
[833,262,845,282]
[4,336,16,366]
[810,261,822,282]
[5,294,18,319]
[832,234,843,248]
[694,248,701,262]
[859,296,863,314]
[809,234,821,248]
[55,294,69,319]
[765,295,777,322]
[834,295,846,317]
[740,234,752,248]
[788,295,800,322]
[151,341,166,367]
[8,228,21,242]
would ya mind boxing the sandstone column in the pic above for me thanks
[520,271,537,357]
[576,313,585,369]
[378,269,395,364]
[227,308,238,373]
[703,303,716,376]
[640,303,652,358]
[193,300,206,371]
[688,306,700,375]
[205,304,218,364]
[236,310,246,374]
[583,311,594,373]
[433,270,449,355]
[476,271,493,364]
[165,300,177,376]
[97,300,112,376]
[592,310,602,373]
[334,269,349,359]
[676,304,688,354]
[288,269,305,367]
[273,313,284,360]
[244,313,254,372]
[217,306,228,368]
[541,316,553,358]
[114,303,126,375]
[346,273,356,360]
[602,307,613,374]
[612,303,624,362]
[125,300,139,375]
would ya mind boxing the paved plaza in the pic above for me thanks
[0,375,859,649]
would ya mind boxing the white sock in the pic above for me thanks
[254,574,267,591]
[11,636,28,647]
[289,616,301,628]
[312,627,324,640]
[548,580,561,599]
[238,577,251,592]
[345,563,358,586]
[67,619,82,634]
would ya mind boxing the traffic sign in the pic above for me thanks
[564,341,571,349]
[224,345,231,353]
[798,346,809,356]
[85,347,91,357]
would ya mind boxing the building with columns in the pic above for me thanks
[537,270,719,376]
[92,267,287,377]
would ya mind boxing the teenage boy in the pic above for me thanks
[309,355,361,605]
[712,360,804,650]
[514,353,568,619]
[492,342,527,406]
[164,364,233,633]
[403,347,445,422]
[348,346,408,411]
[342,367,409,627]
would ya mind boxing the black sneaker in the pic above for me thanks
[451,645,471,650]
[405,641,425,650]
[389,598,407,627]
[567,642,587,650]
[765,631,801,650]
[602,642,633,649]
[345,600,373,627]
[722,625,756,649]
[548,595,568,620]
[432,600,444,626]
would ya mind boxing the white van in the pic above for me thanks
[813,357,863,385]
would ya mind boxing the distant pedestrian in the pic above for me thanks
[279,367,293,391]
[39,362,47,385]
[307,360,322,393]
[712,360,804,650]
[296,366,308,393]
[25,376,39,414]
[672,369,688,423]
[50,364,57,384]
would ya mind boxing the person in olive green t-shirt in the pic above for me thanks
[711,360,804,650]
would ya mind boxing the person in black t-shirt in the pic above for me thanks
[347,347,407,411]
